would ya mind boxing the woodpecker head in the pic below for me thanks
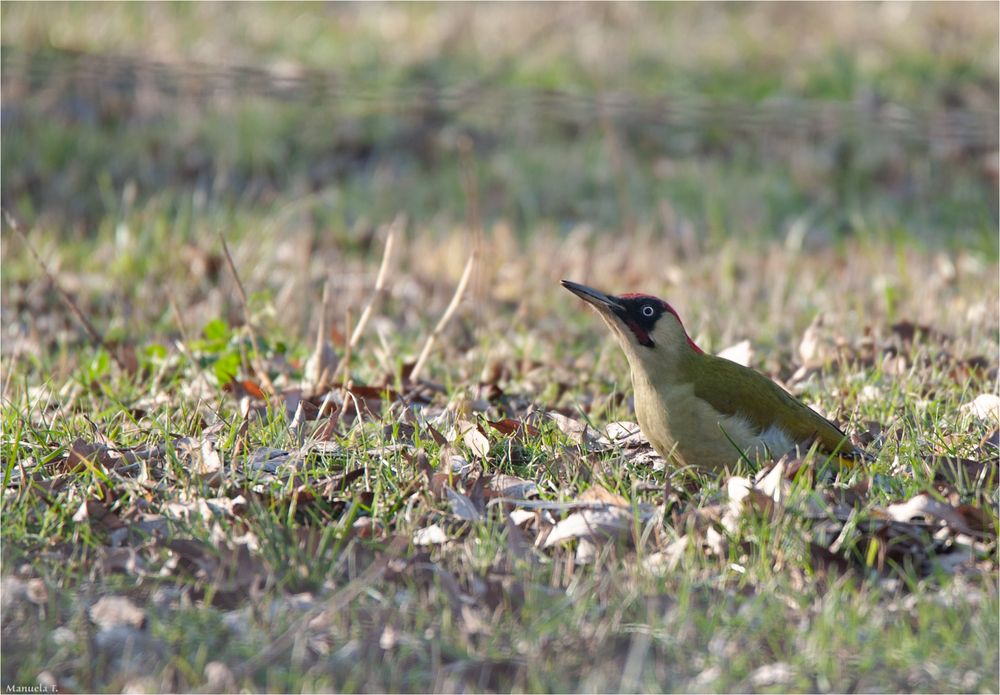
[562,280,703,367]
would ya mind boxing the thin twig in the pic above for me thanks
[321,223,399,388]
[2,331,24,400]
[339,308,353,399]
[167,291,193,346]
[409,252,476,382]
[316,388,337,421]
[304,278,337,391]
[350,215,402,348]
[217,230,250,307]
[217,230,276,395]
[3,209,128,370]
[316,279,330,358]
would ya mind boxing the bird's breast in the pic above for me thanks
[632,377,776,470]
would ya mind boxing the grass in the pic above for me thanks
[3,222,997,692]
[2,3,999,694]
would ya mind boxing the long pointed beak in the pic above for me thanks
[561,280,622,315]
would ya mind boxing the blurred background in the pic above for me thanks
[2,2,998,368]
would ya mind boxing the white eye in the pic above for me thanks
[641,305,655,317]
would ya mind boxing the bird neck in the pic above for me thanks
[626,339,702,391]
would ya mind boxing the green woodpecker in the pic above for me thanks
[562,280,859,471]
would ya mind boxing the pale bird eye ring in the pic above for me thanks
[642,305,655,317]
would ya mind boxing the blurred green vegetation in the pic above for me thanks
[2,2,997,251]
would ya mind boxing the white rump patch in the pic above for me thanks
[755,425,794,460]
[712,411,796,465]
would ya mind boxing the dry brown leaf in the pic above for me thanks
[808,542,852,575]
[163,495,248,523]
[426,425,448,446]
[347,383,400,401]
[508,509,536,527]
[540,506,634,548]
[578,484,629,508]
[179,437,224,480]
[933,546,980,575]
[797,315,829,368]
[726,476,773,515]
[673,503,726,533]
[463,429,491,460]
[446,487,482,521]
[927,456,996,486]
[891,320,948,346]
[504,514,536,562]
[25,579,47,606]
[164,538,266,607]
[487,418,540,437]
[962,394,1000,424]
[754,460,791,504]
[704,527,728,557]
[546,411,601,449]
[239,379,267,400]
[65,438,116,474]
[204,661,237,693]
[381,422,417,442]
[854,420,886,449]
[749,662,794,688]
[351,516,384,540]
[600,421,649,449]
[485,474,537,500]
[413,524,449,546]
[90,595,146,630]
[455,420,491,459]
[954,504,998,535]
[100,547,149,577]
[73,499,125,532]
[882,493,976,536]
[644,536,688,574]
[438,449,474,482]
[881,351,909,377]
[244,447,299,477]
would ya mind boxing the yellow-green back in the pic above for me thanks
[679,352,853,454]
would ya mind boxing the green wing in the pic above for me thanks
[683,353,853,454]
